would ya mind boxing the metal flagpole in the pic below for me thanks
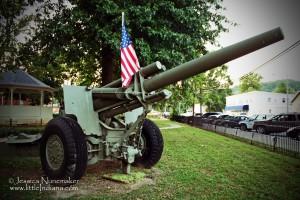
[122,12,125,26]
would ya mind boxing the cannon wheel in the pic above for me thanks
[134,119,164,168]
[40,117,87,186]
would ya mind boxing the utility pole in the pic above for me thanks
[286,79,289,113]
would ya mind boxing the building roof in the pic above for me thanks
[227,90,294,98]
[291,91,300,103]
[0,70,54,92]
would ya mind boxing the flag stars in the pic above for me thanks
[121,25,132,48]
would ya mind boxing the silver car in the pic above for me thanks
[239,114,273,131]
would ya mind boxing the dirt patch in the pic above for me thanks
[50,161,161,199]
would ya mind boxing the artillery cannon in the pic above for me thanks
[40,28,284,185]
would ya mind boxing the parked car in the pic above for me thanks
[163,112,170,118]
[286,126,300,140]
[222,116,249,128]
[253,113,300,134]
[214,115,234,126]
[204,115,220,124]
[180,111,194,117]
[200,112,222,119]
[195,113,203,117]
[210,114,229,125]
[239,114,274,131]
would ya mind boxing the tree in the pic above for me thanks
[0,0,41,71]
[239,72,262,93]
[16,0,231,87]
[273,82,295,94]
[166,65,232,114]
[202,66,232,112]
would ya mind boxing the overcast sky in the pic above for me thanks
[215,0,300,85]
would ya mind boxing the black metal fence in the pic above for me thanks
[171,116,300,157]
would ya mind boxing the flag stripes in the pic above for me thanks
[121,24,140,87]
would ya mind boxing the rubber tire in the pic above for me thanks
[240,124,247,131]
[40,117,87,186]
[287,130,300,141]
[257,126,266,134]
[65,114,78,122]
[134,119,164,168]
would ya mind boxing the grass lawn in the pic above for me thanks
[0,119,299,199]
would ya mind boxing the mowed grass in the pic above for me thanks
[95,119,300,200]
[0,119,300,200]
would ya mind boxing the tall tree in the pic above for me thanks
[17,0,231,87]
[239,72,262,93]
[202,65,232,112]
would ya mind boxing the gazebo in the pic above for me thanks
[0,70,54,126]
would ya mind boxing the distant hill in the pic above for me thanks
[231,79,300,95]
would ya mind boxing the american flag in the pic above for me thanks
[120,24,140,87]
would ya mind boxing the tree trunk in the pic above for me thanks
[101,46,115,86]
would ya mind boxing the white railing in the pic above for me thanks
[0,105,52,126]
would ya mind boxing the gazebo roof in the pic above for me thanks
[0,70,54,92]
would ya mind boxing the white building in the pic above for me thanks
[193,104,208,114]
[291,91,300,112]
[225,91,294,116]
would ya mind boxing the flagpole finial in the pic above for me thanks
[122,12,125,26]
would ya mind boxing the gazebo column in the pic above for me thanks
[19,93,22,105]
[0,92,3,105]
[40,91,44,106]
[40,90,44,125]
[10,88,14,105]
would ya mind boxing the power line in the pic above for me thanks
[240,39,300,79]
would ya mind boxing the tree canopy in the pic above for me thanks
[239,72,262,93]
[164,65,232,114]
[12,0,231,87]
[0,0,42,70]
[273,82,295,94]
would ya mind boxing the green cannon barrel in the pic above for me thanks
[99,90,172,118]
[102,61,166,88]
[143,27,284,92]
